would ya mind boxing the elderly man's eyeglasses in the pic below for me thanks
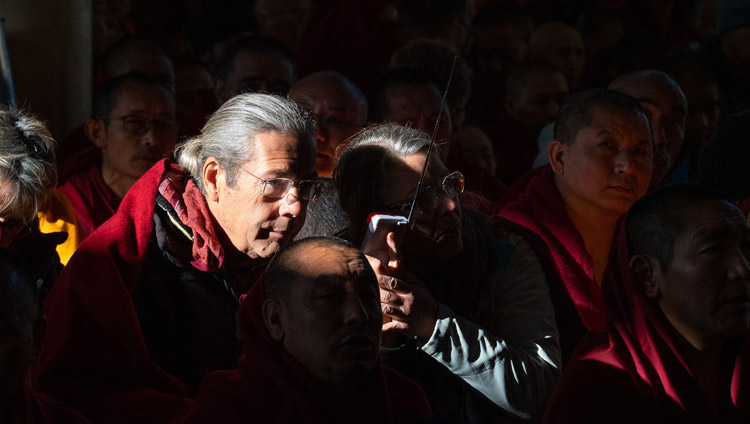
[102,115,179,136]
[239,168,322,201]
[0,217,32,241]
[385,171,464,214]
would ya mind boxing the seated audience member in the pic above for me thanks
[369,66,505,203]
[527,22,585,91]
[34,94,316,424]
[544,184,749,423]
[184,237,432,423]
[288,71,367,177]
[608,70,688,188]
[661,60,721,182]
[172,56,219,139]
[484,62,568,187]
[59,36,176,174]
[453,124,496,177]
[499,88,653,361]
[0,109,73,288]
[59,73,178,235]
[334,124,560,422]
[0,249,90,424]
[215,35,296,105]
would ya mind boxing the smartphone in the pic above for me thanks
[360,213,408,265]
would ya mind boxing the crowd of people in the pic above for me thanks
[1,0,749,423]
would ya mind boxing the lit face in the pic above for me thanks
[553,107,653,219]
[218,51,295,103]
[0,276,34,411]
[506,72,568,136]
[289,75,366,177]
[381,84,453,160]
[615,76,687,186]
[647,201,750,348]
[93,81,178,197]
[207,131,316,260]
[273,244,381,387]
[380,153,463,260]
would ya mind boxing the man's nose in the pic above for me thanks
[613,149,635,175]
[729,244,750,282]
[278,187,304,217]
[343,294,369,326]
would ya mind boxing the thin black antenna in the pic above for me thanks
[406,56,458,226]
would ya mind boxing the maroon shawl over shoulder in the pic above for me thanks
[544,226,749,423]
[34,160,225,424]
[184,282,432,424]
[59,165,121,236]
[498,167,606,360]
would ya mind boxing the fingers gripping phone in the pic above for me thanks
[360,213,408,266]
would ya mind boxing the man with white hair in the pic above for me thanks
[35,93,317,424]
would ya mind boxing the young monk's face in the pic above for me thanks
[554,107,653,218]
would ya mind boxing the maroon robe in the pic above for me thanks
[59,165,120,236]
[33,160,232,424]
[484,107,539,187]
[498,167,607,361]
[544,226,749,423]
[184,282,433,424]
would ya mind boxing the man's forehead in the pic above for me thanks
[682,201,749,243]
[113,83,175,112]
[246,132,316,176]
[295,245,370,279]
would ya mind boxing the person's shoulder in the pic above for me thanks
[382,366,433,422]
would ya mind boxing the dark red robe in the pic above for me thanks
[497,167,606,362]
[184,282,433,424]
[59,165,120,236]
[33,160,222,424]
[543,226,749,423]
[15,385,90,424]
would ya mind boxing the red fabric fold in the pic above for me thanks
[34,160,197,424]
[498,166,606,332]
[59,165,121,236]
[184,282,432,424]
[544,225,749,423]
[21,385,90,424]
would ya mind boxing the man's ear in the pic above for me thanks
[262,299,285,342]
[202,157,222,203]
[630,254,661,299]
[548,140,565,174]
[84,119,107,148]
[32,314,47,360]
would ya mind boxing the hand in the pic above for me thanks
[365,232,438,338]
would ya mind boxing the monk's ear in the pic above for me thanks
[84,119,107,148]
[630,254,660,299]
[548,140,565,174]
[202,157,222,203]
[262,299,285,341]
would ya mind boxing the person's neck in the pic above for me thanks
[223,248,267,295]
[100,163,135,200]
[559,193,620,285]
[670,325,724,410]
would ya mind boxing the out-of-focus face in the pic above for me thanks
[381,84,453,160]
[454,125,497,175]
[0,275,34,412]
[273,244,381,387]
[535,27,585,88]
[94,81,178,198]
[254,0,311,50]
[207,132,316,260]
[648,201,750,349]
[553,107,653,219]
[289,75,366,177]
[472,21,527,77]
[217,51,295,104]
[682,81,720,153]
[506,72,568,136]
[613,76,687,186]
[380,153,463,260]
[174,63,218,138]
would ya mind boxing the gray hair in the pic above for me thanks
[175,92,315,194]
[0,109,57,224]
[333,123,430,239]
